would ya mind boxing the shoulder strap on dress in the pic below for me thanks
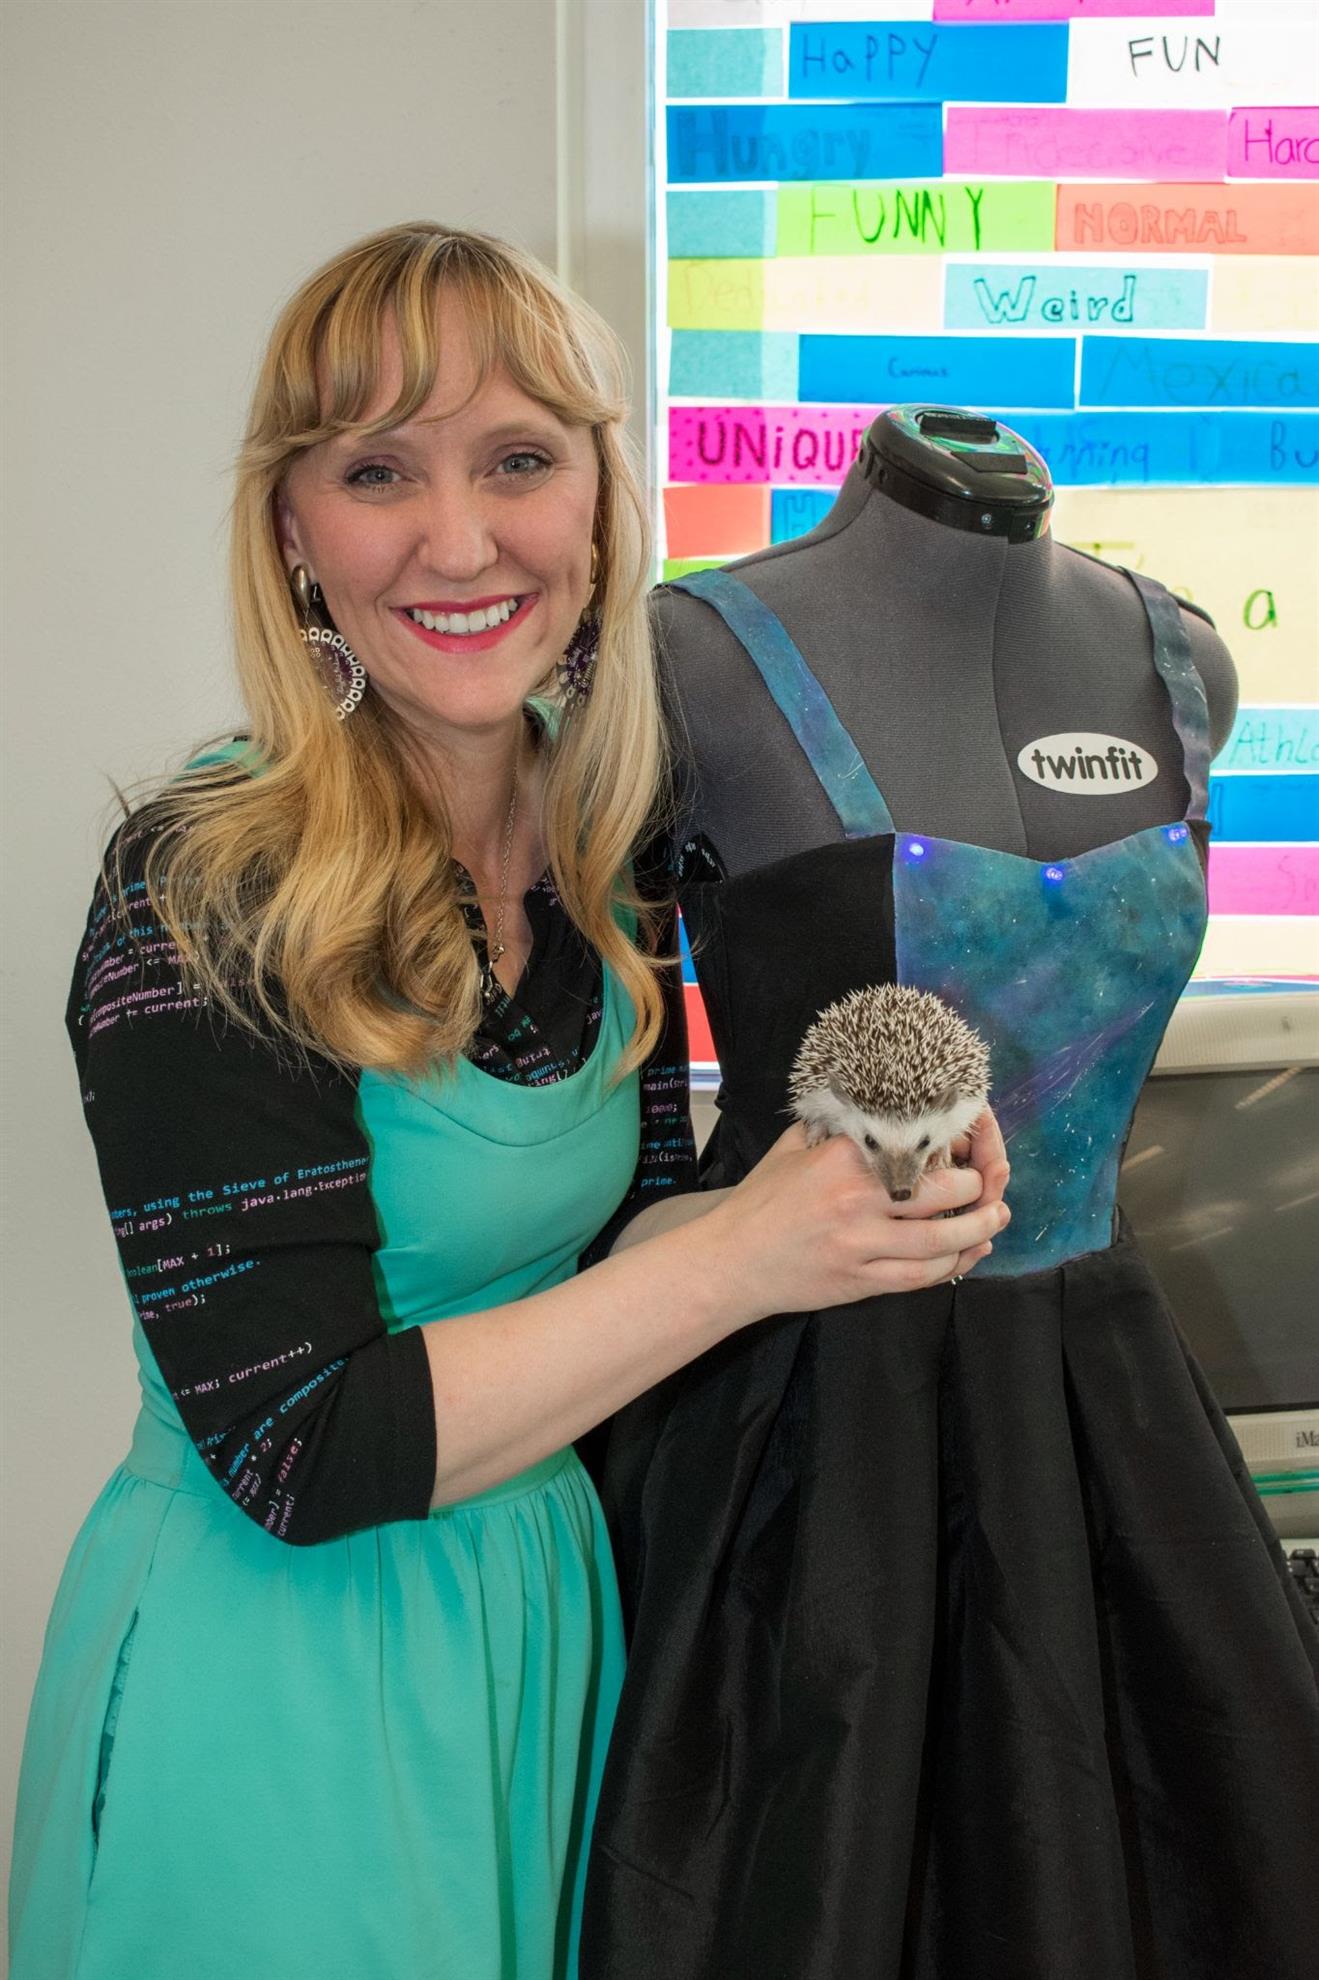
[1122,571,1211,824]
[668,568,895,839]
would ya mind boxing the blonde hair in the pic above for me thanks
[118,222,668,1079]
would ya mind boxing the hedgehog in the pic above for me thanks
[788,984,991,1202]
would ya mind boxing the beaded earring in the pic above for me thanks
[290,564,367,721]
[555,542,601,710]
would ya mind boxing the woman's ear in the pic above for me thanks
[274,487,307,578]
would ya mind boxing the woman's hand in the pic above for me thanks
[699,1113,1011,1329]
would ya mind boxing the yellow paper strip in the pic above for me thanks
[668,256,943,333]
[1194,916,1319,979]
[1049,487,1319,706]
[1210,257,1319,335]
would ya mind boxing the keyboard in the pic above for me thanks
[1285,1543,1319,1628]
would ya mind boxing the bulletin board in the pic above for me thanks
[654,0,1319,1059]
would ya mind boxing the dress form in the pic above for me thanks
[656,406,1238,874]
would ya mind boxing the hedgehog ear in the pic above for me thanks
[930,1083,963,1115]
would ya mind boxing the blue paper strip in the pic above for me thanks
[1081,338,1319,411]
[666,104,942,184]
[668,28,784,100]
[1207,775,1319,843]
[799,334,1076,410]
[1213,709,1319,777]
[788,21,1067,103]
[670,330,799,402]
[667,190,776,258]
[1002,413,1319,486]
[771,488,837,542]
[945,264,1207,333]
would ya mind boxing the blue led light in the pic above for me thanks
[1043,865,1066,883]
[906,840,926,859]
[1164,823,1190,844]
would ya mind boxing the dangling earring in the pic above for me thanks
[290,563,367,721]
[556,542,600,710]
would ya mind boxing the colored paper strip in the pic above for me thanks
[669,255,944,332]
[667,190,776,259]
[666,103,942,184]
[1228,108,1319,181]
[1215,708,1319,776]
[799,332,1077,409]
[1066,25,1319,114]
[663,484,771,560]
[1207,846,1319,916]
[1080,336,1319,409]
[945,262,1207,330]
[669,405,880,485]
[945,107,1227,180]
[670,4,945,26]
[1056,183,1319,255]
[1211,257,1319,335]
[663,558,731,581]
[771,488,838,541]
[670,329,799,400]
[684,983,716,1066]
[934,2,1213,18]
[1010,412,1319,485]
[672,407,1319,488]
[667,28,785,99]
[1207,774,1319,841]
[1050,487,1319,707]
[787,21,1068,102]
[777,179,1056,256]
[1194,915,1319,981]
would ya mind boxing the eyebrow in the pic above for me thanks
[340,416,571,449]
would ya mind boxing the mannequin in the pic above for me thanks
[657,405,1237,877]
[580,408,1318,1980]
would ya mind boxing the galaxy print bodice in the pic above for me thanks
[671,566,1210,1278]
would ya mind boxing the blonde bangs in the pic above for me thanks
[117,223,669,1084]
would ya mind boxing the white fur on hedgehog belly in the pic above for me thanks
[795,1086,987,1165]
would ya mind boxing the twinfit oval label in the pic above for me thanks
[1018,733,1158,796]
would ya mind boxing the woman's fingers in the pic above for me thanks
[968,1106,1011,1208]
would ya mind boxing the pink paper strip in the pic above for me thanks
[933,1,1212,18]
[1207,844,1319,918]
[946,108,1227,181]
[669,405,882,487]
[1228,108,1319,182]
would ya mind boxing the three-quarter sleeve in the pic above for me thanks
[66,829,437,1545]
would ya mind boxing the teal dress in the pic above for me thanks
[9,803,690,1979]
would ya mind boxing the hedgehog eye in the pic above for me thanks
[863,1132,879,1151]
[916,1136,930,1152]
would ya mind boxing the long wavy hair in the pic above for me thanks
[116,222,668,1079]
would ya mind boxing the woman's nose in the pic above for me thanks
[416,484,498,582]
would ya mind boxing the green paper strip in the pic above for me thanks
[777,180,1056,258]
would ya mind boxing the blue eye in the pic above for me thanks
[496,451,552,478]
[345,462,398,489]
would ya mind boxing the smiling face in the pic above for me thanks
[278,292,600,755]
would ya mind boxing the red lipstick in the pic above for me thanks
[393,593,538,656]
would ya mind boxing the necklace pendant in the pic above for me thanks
[487,939,506,966]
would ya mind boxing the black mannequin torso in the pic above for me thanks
[657,460,1238,875]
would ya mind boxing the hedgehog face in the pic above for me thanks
[799,1085,985,1200]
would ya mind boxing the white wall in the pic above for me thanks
[0,0,648,1925]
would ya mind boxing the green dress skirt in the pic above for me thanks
[10,959,637,1979]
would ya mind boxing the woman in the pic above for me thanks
[8,224,1008,1980]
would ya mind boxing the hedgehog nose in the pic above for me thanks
[889,1187,912,1202]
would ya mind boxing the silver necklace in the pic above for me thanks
[481,730,523,996]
